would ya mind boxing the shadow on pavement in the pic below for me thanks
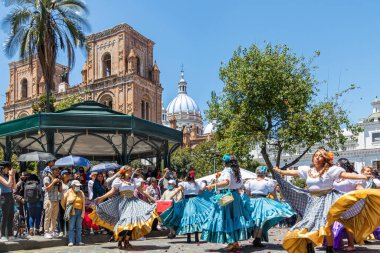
[102,245,170,251]
[204,243,284,252]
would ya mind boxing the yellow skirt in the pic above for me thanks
[283,189,380,253]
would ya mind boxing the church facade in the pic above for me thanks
[3,23,162,124]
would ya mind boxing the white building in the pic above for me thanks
[163,70,203,134]
[252,98,380,171]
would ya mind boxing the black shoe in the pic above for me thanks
[186,234,191,243]
[195,232,199,243]
[117,241,123,249]
[253,238,265,247]
[326,246,335,253]
[307,243,315,253]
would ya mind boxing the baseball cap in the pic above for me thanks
[71,180,82,186]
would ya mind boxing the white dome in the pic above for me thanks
[204,121,216,135]
[167,94,201,115]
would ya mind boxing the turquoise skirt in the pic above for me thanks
[248,197,296,241]
[201,190,254,244]
[160,192,212,235]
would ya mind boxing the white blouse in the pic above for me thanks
[112,178,135,192]
[244,178,275,195]
[298,165,345,191]
[333,178,363,193]
[218,167,243,190]
[179,181,204,195]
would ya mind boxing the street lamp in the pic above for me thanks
[207,148,220,174]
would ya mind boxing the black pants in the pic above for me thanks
[1,192,15,237]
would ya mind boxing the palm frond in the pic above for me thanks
[3,0,34,7]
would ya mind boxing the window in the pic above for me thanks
[102,53,112,77]
[141,100,150,120]
[99,94,113,109]
[372,132,380,142]
[21,79,28,98]
[136,57,141,75]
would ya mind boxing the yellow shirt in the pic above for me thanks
[61,189,85,218]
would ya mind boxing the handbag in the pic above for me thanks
[214,183,234,207]
[64,194,78,221]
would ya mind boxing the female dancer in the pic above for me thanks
[331,158,364,251]
[273,148,380,253]
[160,169,210,243]
[245,166,295,247]
[90,166,158,249]
[202,155,254,251]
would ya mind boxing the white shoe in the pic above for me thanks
[156,225,162,231]
[0,236,8,242]
[78,242,85,246]
[44,233,53,239]
[58,232,64,237]
[68,242,74,247]
[90,228,94,235]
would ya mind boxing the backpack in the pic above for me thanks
[24,181,40,203]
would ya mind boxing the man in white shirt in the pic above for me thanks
[87,172,97,201]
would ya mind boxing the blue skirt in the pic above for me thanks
[248,197,295,241]
[201,190,254,244]
[160,192,212,235]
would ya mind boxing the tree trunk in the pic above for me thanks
[46,81,50,112]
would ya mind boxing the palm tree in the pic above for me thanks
[2,0,89,112]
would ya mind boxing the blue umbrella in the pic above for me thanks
[90,162,121,173]
[55,155,91,167]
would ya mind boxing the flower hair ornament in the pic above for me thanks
[256,165,268,175]
[189,169,196,177]
[326,151,334,162]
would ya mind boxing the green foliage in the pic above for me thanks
[291,177,307,189]
[130,160,143,169]
[170,140,262,178]
[55,93,83,111]
[3,0,89,112]
[207,43,361,170]
[32,94,56,113]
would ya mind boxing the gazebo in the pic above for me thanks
[0,101,183,167]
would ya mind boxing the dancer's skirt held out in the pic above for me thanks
[89,192,159,240]
[273,172,380,253]
[160,192,211,235]
[201,190,254,244]
[248,196,296,241]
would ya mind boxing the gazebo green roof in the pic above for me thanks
[0,101,182,164]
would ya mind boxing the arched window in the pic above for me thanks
[99,94,113,109]
[21,79,28,98]
[145,102,150,120]
[141,100,145,119]
[102,53,112,77]
[18,112,28,118]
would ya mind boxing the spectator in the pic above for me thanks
[13,172,28,235]
[25,174,42,236]
[106,170,119,190]
[58,170,70,237]
[61,180,85,247]
[134,180,155,204]
[274,185,285,202]
[147,178,161,201]
[161,180,182,201]
[0,161,16,241]
[158,168,177,193]
[43,165,62,239]
[92,173,106,200]
[87,172,97,201]
[372,170,380,188]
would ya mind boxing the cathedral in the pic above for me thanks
[3,23,162,123]
[3,23,213,148]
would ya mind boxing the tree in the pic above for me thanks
[3,0,89,112]
[55,93,83,111]
[207,43,361,171]
[32,93,56,113]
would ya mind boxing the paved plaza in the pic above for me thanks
[13,228,380,253]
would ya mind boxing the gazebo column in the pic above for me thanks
[4,136,12,161]
[156,152,162,171]
[121,133,128,165]
[46,130,55,155]
[163,140,169,168]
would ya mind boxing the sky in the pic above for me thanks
[0,0,379,123]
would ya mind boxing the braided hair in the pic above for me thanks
[223,155,241,183]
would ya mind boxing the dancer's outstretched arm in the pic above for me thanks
[273,167,299,177]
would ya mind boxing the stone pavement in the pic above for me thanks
[7,228,380,253]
